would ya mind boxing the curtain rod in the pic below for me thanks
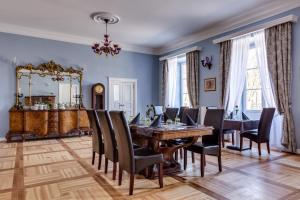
[213,14,298,44]
[159,46,201,61]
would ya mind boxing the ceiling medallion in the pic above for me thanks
[91,12,121,57]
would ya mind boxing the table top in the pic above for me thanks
[130,124,213,141]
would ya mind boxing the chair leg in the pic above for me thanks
[104,158,108,174]
[231,132,235,145]
[179,148,183,159]
[129,173,135,195]
[112,162,117,180]
[218,154,222,172]
[98,154,102,170]
[92,151,95,165]
[183,149,187,170]
[267,141,270,154]
[200,154,205,177]
[258,142,261,156]
[240,136,243,151]
[249,140,252,149]
[118,166,123,186]
[191,152,195,163]
[174,151,178,161]
[158,163,163,188]
[222,133,225,148]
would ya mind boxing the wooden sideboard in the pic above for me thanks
[6,108,90,142]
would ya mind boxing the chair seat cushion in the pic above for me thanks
[134,148,164,173]
[240,129,259,141]
[186,142,220,155]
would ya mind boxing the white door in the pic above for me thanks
[109,78,137,118]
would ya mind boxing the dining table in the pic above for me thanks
[224,119,260,151]
[130,124,213,177]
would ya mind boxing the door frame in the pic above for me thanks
[108,77,137,115]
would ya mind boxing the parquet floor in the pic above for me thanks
[0,136,300,200]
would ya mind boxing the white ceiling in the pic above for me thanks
[0,0,300,54]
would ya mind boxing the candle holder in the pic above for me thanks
[15,93,24,109]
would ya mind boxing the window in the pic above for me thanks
[180,62,190,107]
[244,47,263,111]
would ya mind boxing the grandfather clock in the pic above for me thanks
[92,83,105,109]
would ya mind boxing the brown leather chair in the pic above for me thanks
[181,108,199,124]
[87,109,104,170]
[164,107,179,122]
[178,106,188,121]
[95,110,118,180]
[184,109,224,177]
[240,108,275,156]
[109,111,164,195]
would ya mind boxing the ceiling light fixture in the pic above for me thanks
[91,12,121,57]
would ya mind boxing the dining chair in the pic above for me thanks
[171,107,199,163]
[109,111,164,195]
[95,110,118,180]
[164,107,179,122]
[87,109,104,170]
[184,109,224,177]
[178,106,188,120]
[240,108,275,156]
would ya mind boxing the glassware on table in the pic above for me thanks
[174,117,180,125]
[145,117,151,126]
[166,119,173,125]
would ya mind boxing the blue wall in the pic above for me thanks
[160,7,300,148]
[0,32,159,138]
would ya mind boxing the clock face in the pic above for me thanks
[94,85,104,94]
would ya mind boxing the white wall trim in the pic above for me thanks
[159,46,201,61]
[0,22,157,55]
[0,137,5,142]
[157,0,300,54]
[213,15,298,44]
[108,77,138,115]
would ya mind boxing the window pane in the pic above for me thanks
[246,90,262,110]
[181,63,190,107]
[246,68,261,89]
[247,48,257,69]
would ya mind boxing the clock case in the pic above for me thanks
[91,83,105,110]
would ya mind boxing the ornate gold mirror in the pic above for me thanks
[15,61,83,110]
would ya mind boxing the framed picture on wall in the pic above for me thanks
[204,78,216,91]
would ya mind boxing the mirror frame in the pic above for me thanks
[15,60,83,109]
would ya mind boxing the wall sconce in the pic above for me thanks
[201,56,213,70]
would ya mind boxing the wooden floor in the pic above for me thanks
[0,136,300,200]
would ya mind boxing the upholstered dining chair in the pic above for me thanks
[178,106,188,121]
[164,107,179,122]
[181,108,199,124]
[87,109,104,170]
[240,108,275,156]
[109,111,164,195]
[95,110,118,180]
[184,109,224,177]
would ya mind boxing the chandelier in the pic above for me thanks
[91,12,121,56]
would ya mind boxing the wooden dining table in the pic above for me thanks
[130,124,213,176]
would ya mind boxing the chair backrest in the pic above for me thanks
[86,109,103,152]
[153,106,163,115]
[178,106,188,120]
[96,110,118,162]
[258,108,275,141]
[109,111,135,173]
[181,108,199,124]
[202,109,224,146]
[164,107,179,121]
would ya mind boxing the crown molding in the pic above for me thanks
[157,0,300,55]
[0,22,157,55]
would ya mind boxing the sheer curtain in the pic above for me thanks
[225,34,252,113]
[166,57,178,107]
[253,30,283,148]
